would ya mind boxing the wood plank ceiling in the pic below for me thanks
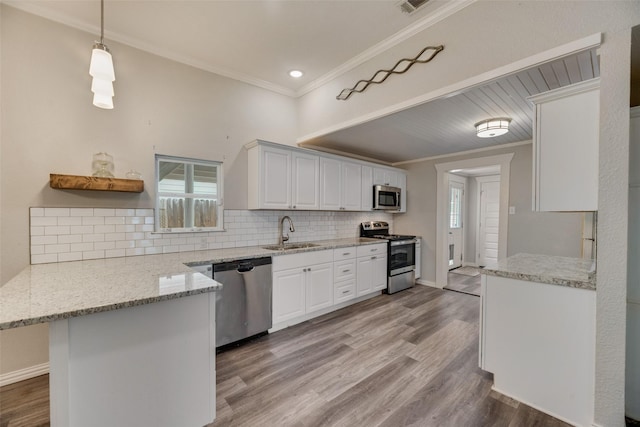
[300,49,600,164]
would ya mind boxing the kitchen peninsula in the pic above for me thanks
[479,253,596,427]
[0,237,381,426]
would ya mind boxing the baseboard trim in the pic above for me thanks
[0,362,49,387]
[416,279,440,288]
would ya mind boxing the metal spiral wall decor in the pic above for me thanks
[336,45,444,101]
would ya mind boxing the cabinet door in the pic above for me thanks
[396,173,407,213]
[356,256,374,296]
[306,262,334,312]
[292,152,319,210]
[372,255,388,291]
[373,168,398,187]
[261,146,292,209]
[320,157,342,210]
[361,166,373,211]
[273,268,305,324]
[341,162,362,211]
[530,81,599,211]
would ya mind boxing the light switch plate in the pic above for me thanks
[509,206,516,215]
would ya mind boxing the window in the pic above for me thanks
[449,184,462,229]
[155,155,223,232]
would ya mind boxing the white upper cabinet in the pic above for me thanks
[291,151,320,210]
[320,158,362,211]
[248,143,292,210]
[361,166,373,211]
[248,140,404,212]
[248,141,319,210]
[528,79,600,212]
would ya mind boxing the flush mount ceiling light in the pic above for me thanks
[89,0,115,109]
[289,70,304,78]
[475,118,511,138]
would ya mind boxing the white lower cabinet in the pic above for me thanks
[272,268,306,324]
[272,244,387,328]
[356,243,388,296]
[305,262,334,312]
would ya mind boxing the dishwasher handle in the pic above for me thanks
[237,262,255,273]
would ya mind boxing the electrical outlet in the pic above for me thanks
[509,206,516,215]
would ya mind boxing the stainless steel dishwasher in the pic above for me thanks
[195,257,272,348]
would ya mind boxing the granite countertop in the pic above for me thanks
[481,253,596,291]
[0,237,381,330]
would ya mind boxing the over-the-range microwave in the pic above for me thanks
[373,185,401,211]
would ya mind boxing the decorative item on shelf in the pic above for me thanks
[89,0,115,109]
[126,170,142,180]
[92,152,115,177]
[475,118,511,138]
[336,44,444,101]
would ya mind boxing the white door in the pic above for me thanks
[319,157,341,210]
[478,177,500,267]
[341,162,362,211]
[372,255,388,291]
[356,256,373,296]
[448,177,465,270]
[305,262,334,312]
[291,152,319,210]
[272,268,305,323]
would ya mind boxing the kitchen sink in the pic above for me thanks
[262,243,320,251]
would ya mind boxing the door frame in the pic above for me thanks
[475,174,501,267]
[447,174,466,270]
[435,153,513,288]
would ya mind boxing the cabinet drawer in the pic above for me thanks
[333,246,357,261]
[334,279,356,304]
[357,243,387,257]
[334,259,356,282]
[273,249,333,271]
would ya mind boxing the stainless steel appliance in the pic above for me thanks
[373,185,401,211]
[192,256,272,348]
[360,221,416,294]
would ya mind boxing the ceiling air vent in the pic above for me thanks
[398,0,431,14]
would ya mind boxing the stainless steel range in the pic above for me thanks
[360,221,416,294]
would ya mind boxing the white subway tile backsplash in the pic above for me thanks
[30,208,45,217]
[94,208,115,216]
[58,252,83,262]
[105,216,126,225]
[31,217,58,226]
[30,208,392,264]
[83,250,105,260]
[70,242,94,252]
[70,208,94,217]
[82,216,105,226]
[58,217,83,226]
[45,208,70,217]
[32,254,58,264]
[32,235,58,245]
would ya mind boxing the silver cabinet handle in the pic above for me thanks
[342,290,350,294]
[342,269,350,273]
[308,267,311,271]
[371,256,377,260]
[371,248,378,252]
[343,252,351,256]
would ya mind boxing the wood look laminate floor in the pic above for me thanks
[445,270,481,297]
[0,286,571,427]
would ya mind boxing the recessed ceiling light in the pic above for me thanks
[289,70,304,78]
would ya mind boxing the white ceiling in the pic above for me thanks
[6,0,468,96]
[6,1,613,164]
[301,49,601,163]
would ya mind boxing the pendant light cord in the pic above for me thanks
[100,0,104,45]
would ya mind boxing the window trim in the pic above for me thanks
[155,154,224,233]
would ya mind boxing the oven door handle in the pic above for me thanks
[390,239,416,247]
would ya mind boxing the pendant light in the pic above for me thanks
[89,0,115,109]
[475,118,511,138]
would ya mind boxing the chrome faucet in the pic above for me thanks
[278,216,295,247]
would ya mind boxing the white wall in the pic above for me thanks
[0,6,297,376]
[394,143,583,284]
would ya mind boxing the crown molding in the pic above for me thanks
[3,1,297,97]
[294,0,477,97]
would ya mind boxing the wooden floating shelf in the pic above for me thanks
[50,174,144,193]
